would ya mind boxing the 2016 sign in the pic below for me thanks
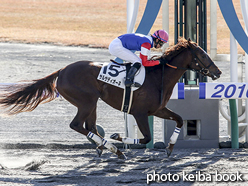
[199,83,248,99]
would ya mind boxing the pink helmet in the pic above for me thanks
[152,30,169,43]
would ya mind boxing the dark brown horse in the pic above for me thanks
[0,38,221,159]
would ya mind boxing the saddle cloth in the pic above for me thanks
[97,62,145,91]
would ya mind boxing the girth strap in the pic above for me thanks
[121,64,133,113]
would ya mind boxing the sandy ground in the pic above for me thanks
[0,148,248,186]
[0,42,247,185]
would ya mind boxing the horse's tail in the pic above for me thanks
[0,70,60,115]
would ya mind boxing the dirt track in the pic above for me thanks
[1,148,248,186]
[0,42,247,185]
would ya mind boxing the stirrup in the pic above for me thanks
[125,78,133,87]
[132,82,141,88]
[125,78,141,88]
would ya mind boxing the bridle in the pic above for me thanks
[188,47,214,75]
[160,44,214,105]
[164,46,214,76]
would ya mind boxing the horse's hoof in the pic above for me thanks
[110,133,120,140]
[166,148,172,157]
[96,147,103,157]
[118,153,127,160]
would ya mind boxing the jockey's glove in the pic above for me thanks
[159,58,167,65]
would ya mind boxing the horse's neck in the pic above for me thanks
[164,51,189,86]
[156,68,184,108]
[163,67,186,91]
[160,51,190,106]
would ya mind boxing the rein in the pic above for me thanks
[164,46,214,76]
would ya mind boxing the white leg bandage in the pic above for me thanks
[122,138,140,144]
[87,132,103,146]
[170,127,181,144]
[102,139,117,153]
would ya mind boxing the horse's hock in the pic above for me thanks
[164,89,219,148]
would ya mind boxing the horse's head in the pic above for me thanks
[187,38,222,80]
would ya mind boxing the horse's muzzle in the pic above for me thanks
[210,69,222,80]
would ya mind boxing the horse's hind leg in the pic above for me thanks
[84,107,104,157]
[69,108,100,142]
[70,108,108,157]
[58,90,125,158]
[85,107,102,137]
[72,105,126,159]
[154,107,183,157]
[85,107,126,159]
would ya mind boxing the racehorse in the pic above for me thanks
[0,38,221,159]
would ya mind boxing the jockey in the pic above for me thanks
[109,29,169,87]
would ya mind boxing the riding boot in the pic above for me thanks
[125,63,141,87]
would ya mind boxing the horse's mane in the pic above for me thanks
[162,37,197,60]
[146,37,197,72]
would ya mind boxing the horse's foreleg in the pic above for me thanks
[111,113,151,145]
[110,133,140,144]
[87,132,126,159]
[154,107,183,157]
[101,138,126,159]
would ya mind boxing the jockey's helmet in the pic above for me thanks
[152,30,169,43]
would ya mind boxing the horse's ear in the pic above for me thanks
[187,38,194,49]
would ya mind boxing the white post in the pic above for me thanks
[127,114,136,138]
[210,0,217,59]
[228,32,238,137]
[127,0,134,33]
[126,0,140,140]
[245,52,248,142]
[162,0,169,50]
[162,0,169,143]
[230,32,239,110]
[230,32,238,83]
[127,0,139,33]
[240,0,248,142]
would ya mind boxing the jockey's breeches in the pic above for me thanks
[108,38,142,64]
